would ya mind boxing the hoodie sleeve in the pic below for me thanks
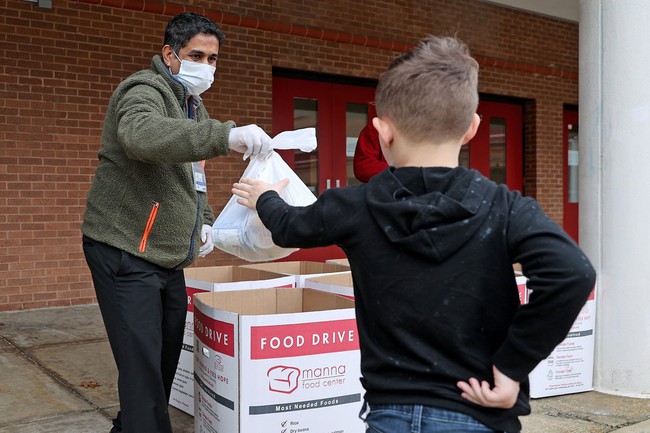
[256,190,344,249]
[493,194,596,382]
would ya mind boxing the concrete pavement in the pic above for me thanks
[0,304,649,432]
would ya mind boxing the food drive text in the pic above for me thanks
[251,319,359,359]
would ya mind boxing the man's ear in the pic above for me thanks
[372,116,394,149]
[161,45,175,68]
[462,113,481,144]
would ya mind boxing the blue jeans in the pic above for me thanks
[360,402,499,433]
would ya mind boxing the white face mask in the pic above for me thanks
[172,51,216,96]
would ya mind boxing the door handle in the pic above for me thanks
[326,179,341,189]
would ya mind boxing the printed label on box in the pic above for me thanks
[170,285,210,415]
[250,319,358,359]
[240,313,363,433]
[529,286,596,398]
[195,307,240,433]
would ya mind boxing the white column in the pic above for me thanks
[580,0,650,397]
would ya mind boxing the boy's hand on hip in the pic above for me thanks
[457,365,519,409]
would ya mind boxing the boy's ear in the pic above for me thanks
[462,113,481,144]
[372,116,394,149]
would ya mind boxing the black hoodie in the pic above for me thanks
[256,166,596,432]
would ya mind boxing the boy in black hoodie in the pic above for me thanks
[231,36,596,433]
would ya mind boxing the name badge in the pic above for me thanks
[192,161,207,192]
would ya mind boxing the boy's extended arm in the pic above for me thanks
[232,178,334,249]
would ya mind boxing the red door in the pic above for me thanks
[461,100,524,192]
[563,108,579,242]
[272,76,376,261]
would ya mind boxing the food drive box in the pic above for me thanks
[527,282,597,398]
[515,275,528,304]
[169,266,295,416]
[303,272,355,299]
[240,261,350,287]
[325,258,350,266]
[193,288,365,433]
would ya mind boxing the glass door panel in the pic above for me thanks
[345,103,368,186]
[465,100,523,192]
[563,108,579,242]
[293,98,319,195]
[489,117,507,185]
[567,124,579,203]
[272,77,333,196]
[331,86,376,189]
[459,144,470,168]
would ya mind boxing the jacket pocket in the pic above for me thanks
[139,202,160,253]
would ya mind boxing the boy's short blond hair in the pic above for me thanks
[375,36,479,144]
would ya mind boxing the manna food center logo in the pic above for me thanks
[267,363,349,394]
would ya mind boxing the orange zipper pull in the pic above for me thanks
[139,202,160,253]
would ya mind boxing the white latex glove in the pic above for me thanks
[228,124,272,160]
[198,224,214,257]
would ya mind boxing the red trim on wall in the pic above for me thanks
[473,55,578,80]
[72,0,577,81]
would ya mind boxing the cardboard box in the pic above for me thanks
[193,288,365,433]
[325,258,350,267]
[303,272,355,299]
[516,275,528,304]
[170,266,295,416]
[184,266,296,293]
[240,261,350,287]
[525,281,597,398]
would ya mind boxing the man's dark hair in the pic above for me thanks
[164,12,225,52]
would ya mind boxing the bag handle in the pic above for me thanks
[270,128,317,152]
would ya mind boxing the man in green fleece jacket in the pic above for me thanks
[81,12,269,433]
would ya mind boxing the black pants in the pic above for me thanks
[83,236,187,433]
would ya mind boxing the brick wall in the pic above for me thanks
[0,0,578,310]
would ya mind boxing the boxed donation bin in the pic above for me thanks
[240,260,350,287]
[304,272,355,299]
[325,258,350,266]
[528,283,597,398]
[170,266,295,416]
[193,288,365,433]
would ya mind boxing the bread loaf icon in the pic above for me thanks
[267,365,300,394]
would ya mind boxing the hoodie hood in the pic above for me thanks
[366,166,496,262]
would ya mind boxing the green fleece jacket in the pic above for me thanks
[82,55,235,269]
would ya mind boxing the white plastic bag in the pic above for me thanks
[213,128,317,262]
